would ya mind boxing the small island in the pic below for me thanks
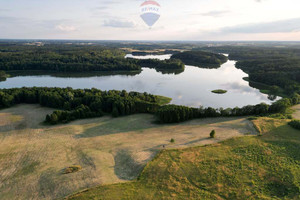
[211,89,227,94]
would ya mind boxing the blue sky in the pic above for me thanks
[0,0,300,40]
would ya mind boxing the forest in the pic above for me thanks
[197,46,300,95]
[171,51,228,68]
[135,58,185,73]
[156,94,299,123]
[0,87,161,124]
[1,87,299,124]
[0,43,184,73]
[0,70,6,82]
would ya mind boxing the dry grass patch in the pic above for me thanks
[0,105,257,200]
[292,104,300,119]
[0,113,23,126]
[67,123,300,200]
[251,117,288,134]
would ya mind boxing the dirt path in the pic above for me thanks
[0,105,257,200]
[292,104,300,120]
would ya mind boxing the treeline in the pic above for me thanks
[131,50,180,56]
[156,95,300,123]
[0,43,183,73]
[0,87,161,124]
[0,44,141,72]
[171,51,228,68]
[0,70,6,82]
[1,87,299,124]
[197,46,300,95]
[135,58,185,73]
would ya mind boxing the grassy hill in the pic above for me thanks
[0,104,255,200]
[67,117,300,200]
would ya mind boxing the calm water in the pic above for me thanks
[0,54,276,108]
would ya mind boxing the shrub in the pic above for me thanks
[210,130,216,138]
[288,120,300,130]
[170,138,175,143]
[63,165,82,174]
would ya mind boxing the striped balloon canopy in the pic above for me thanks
[140,0,161,27]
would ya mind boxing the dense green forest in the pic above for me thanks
[197,46,300,95]
[1,87,299,124]
[0,43,183,73]
[0,87,163,124]
[0,44,140,71]
[171,51,228,68]
[0,70,6,82]
[135,58,185,73]
[131,50,180,56]
[156,95,299,123]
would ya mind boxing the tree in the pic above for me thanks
[112,106,119,117]
[50,113,58,124]
[210,130,216,138]
[269,98,292,113]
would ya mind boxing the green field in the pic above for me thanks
[0,104,256,200]
[67,109,300,200]
[155,95,172,105]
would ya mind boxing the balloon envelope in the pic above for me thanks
[140,0,160,27]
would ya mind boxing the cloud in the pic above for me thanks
[100,0,120,4]
[0,9,10,12]
[103,19,136,28]
[55,24,77,32]
[220,18,300,34]
[94,6,108,10]
[0,16,20,23]
[199,10,231,17]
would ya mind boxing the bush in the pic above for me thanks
[210,130,216,138]
[63,165,82,174]
[288,120,300,130]
[170,138,175,143]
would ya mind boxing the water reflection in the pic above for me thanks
[125,54,172,60]
[0,55,277,108]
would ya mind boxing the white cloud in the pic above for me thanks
[1,0,300,40]
[103,19,136,28]
[55,24,77,32]
[198,10,231,18]
[220,18,300,34]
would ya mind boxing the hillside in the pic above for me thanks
[67,113,300,200]
[0,104,256,200]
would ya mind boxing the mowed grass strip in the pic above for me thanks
[67,118,300,200]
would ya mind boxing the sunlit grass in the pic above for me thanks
[67,117,300,200]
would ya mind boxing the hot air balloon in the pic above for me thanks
[140,0,161,28]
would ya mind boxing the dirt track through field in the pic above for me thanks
[292,104,300,120]
[0,104,257,200]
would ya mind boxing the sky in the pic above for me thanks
[0,0,300,41]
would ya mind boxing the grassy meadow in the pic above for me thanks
[0,104,256,200]
[67,113,300,200]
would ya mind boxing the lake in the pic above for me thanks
[0,54,277,108]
